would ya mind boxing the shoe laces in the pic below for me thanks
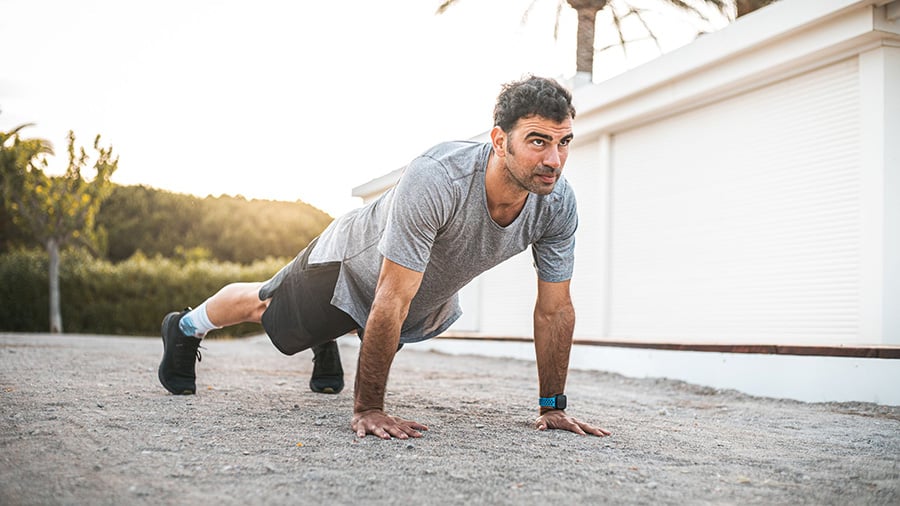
[175,337,203,368]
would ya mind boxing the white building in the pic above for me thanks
[353,0,900,405]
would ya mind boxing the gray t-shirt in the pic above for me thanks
[309,141,578,343]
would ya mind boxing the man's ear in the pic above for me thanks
[490,126,507,158]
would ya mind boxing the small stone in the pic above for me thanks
[406,443,415,450]
[474,424,485,429]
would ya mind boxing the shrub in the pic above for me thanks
[0,248,286,337]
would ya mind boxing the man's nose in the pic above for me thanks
[544,147,562,169]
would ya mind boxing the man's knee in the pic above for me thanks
[218,282,268,322]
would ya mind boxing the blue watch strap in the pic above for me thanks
[540,394,567,410]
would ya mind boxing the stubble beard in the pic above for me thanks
[504,144,558,196]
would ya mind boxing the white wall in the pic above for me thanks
[565,0,900,348]
[608,59,865,345]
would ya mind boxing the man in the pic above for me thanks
[158,75,610,439]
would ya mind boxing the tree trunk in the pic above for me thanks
[47,237,63,334]
[567,0,605,85]
[736,0,777,17]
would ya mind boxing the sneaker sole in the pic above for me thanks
[309,377,344,394]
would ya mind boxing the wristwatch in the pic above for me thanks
[539,394,567,410]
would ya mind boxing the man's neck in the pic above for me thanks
[484,152,528,227]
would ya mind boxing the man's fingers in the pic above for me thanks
[381,424,406,439]
[586,425,612,437]
[536,413,611,437]
[574,419,611,437]
[353,414,427,439]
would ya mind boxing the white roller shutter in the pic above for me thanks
[609,59,862,344]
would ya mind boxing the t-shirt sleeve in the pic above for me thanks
[531,180,578,282]
[378,156,454,272]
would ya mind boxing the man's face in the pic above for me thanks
[499,115,573,196]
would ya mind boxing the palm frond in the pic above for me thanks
[626,7,662,53]
[666,0,730,23]
[608,3,629,58]
[553,1,565,40]
[435,0,456,15]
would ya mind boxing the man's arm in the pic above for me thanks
[351,257,428,440]
[533,279,611,437]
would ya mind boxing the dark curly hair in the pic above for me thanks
[493,75,575,132]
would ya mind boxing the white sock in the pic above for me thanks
[178,301,220,338]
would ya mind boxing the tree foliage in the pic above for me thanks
[1,125,118,333]
[1,129,117,253]
[95,186,333,264]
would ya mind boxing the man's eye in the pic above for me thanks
[531,139,545,146]
[560,138,571,147]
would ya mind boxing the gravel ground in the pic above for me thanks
[1,332,898,505]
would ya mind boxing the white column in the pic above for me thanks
[598,134,614,338]
[567,134,612,339]
[880,46,900,344]
[859,45,900,344]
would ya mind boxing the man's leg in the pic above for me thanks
[203,282,269,327]
[159,282,268,395]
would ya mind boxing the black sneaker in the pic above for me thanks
[309,340,343,394]
[158,309,202,395]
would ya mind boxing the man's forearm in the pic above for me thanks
[533,303,575,412]
[353,307,403,414]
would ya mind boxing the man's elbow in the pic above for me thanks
[371,292,412,325]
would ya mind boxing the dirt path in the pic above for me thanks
[1,333,898,505]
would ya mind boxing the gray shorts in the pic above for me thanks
[258,238,359,355]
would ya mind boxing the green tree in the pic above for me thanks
[1,126,118,333]
[95,186,332,263]
[0,124,52,251]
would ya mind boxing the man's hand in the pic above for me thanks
[352,409,429,440]
[535,410,611,437]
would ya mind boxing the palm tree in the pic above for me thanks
[437,1,778,84]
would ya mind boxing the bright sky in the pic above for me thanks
[1,0,729,217]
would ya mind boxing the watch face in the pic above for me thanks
[556,394,567,410]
